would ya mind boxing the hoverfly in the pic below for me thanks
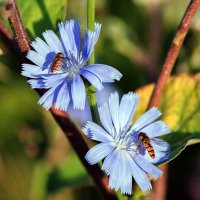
[50,52,64,73]
[138,132,155,159]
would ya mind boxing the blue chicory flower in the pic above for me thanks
[83,92,170,195]
[21,20,122,111]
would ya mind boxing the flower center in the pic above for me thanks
[51,54,82,77]
[61,58,81,76]
[116,136,139,153]
[116,143,127,150]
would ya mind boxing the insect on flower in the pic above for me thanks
[83,92,170,194]
[22,19,122,111]
[139,132,155,159]
[50,52,64,73]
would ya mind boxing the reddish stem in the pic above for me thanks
[4,0,117,199]
[7,0,30,56]
[147,1,200,200]
[49,108,116,200]
[148,0,200,109]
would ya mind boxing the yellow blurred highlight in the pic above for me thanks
[134,74,200,132]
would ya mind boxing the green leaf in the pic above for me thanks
[134,74,200,164]
[1,0,67,69]
[47,153,89,193]
[17,0,67,39]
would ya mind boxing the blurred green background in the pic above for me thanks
[0,0,200,199]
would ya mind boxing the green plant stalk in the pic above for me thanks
[86,82,100,124]
[87,0,95,64]
[86,0,100,124]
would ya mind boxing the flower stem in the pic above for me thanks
[5,0,117,199]
[87,0,95,64]
[86,0,100,124]
[86,83,100,124]
[7,0,30,57]
[147,1,200,200]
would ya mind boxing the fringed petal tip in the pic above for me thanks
[82,125,93,139]
[147,166,163,180]
[85,153,94,165]
[37,87,56,110]
[163,124,171,134]
[108,184,119,193]
[21,63,30,73]
[102,168,110,176]
[58,21,64,30]
[27,79,40,89]
[82,64,122,83]
[153,170,163,179]
[38,101,51,110]
[97,85,104,91]
[21,70,30,77]
[112,70,122,81]
[86,22,102,34]
[38,96,53,110]
[107,73,122,82]
[54,104,68,112]
[110,91,118,98]
[26,50,32,59]
[30,36,50,57]
[150,107,162,116]
[127,92,140,100]
[59,19,79,28]
[81,126,87,134]
[94,22,102,29]
[98,102,107,112]
[142,184,152,192]
[59,20,100,42]
[26,50,39,62]
[82,121,93,131]
[108,182,132,195]
[73,104,85,110]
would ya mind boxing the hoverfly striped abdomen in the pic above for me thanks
[138,132,155,159]
[50,52,64,73]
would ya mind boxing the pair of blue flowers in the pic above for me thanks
[22,20,170,195]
